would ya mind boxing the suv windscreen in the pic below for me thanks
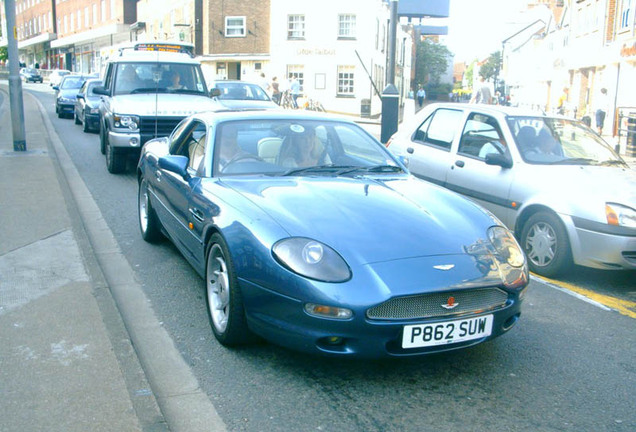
[113,62,207,96]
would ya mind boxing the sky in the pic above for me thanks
[441,0,532,62]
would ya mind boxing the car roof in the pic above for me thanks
[108,50,200,65]
[425,102,551,119]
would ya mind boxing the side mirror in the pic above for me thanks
[210,88,221,98]
[158,155,190,179]
[93,85,110,96]
[485,153,513,169]
[52,85,59,91]
[76,94,84,99]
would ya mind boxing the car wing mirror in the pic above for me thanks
[93,85,110,96]
[159,155,190,179]
[52,85,59,91]
[485,153,513,169]
[76,94,84,99]
[210,88,221,98]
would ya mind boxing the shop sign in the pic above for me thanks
[297,48,336,56]
[620,41,636,58]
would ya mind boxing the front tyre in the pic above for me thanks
[138,177,163,242]
[106,135,126,173]
[99,124,107,154]
[521,211,571,277]
[205,233,253,346]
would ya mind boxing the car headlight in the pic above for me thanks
[90,107,100,114]
[606,203,636,228]
[113,114,139,131]
[273,237,351,282]
[58,97,73,103]
[488,226,525,268]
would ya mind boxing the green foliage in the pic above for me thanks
[415,39,452,86]
[465,63,474,89]
[479,51,501,81]
[424,82,453,100]
[0,47,8,62]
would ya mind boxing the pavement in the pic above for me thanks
[0,83,225,432]
[0,84,634,432]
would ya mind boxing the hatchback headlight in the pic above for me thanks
[90,107,100,114]
[113,114,139,130]
[58,97,73,103]
[488,226,525,268]
[606,203,636,228]
[273,237,351,282]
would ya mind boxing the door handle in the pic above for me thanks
[189,208,204,222]
[455,160,465,168]
[407,147,414,154]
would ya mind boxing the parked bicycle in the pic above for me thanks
[303,97,325,112]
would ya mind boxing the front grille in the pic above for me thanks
[139,116,184,137]
[366,287,509,320]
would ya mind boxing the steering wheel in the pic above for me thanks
[223,153,265,167]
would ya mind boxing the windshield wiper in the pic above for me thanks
[548,157,597,165]
[336,164,405,175]
[599,159,628,167]
[282,165,358,176]
[171,89,206,95]
[129,88,165,94]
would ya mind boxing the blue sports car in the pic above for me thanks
[137,110,529,358]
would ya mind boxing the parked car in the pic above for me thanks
[137,110,528,358]
[53,74,96,118]
[20,67,43,83]
[209,80,279,110]
[74,79,103,133]
[387,103,636,277]
[49,69,71,87]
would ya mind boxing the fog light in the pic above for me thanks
[325,336,344,345]
[130,137,139,146]
[304,303,352,319]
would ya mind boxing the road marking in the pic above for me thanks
[532,274,636,319]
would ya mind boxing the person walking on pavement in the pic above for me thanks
[290,75,301,109]
[271,76,281,105]
[416,86,426,108]
[595,88,610,135]
[470,76,492,104]
[557,87,569,115]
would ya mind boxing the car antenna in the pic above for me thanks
[154,48,159,140]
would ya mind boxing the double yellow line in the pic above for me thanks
[533,275,636,319]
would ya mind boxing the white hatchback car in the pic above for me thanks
[387,103,636,277]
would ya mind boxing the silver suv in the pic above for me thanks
[94,43,218,173]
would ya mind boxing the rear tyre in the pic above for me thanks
[74,111,81,124]
[138,177,163,242]
[99,124,107,154]
[82,112,90,133]
[205,233,253,346]
[520,211,571,277]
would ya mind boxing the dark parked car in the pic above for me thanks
[54,75,93,118]
[210,80,279,110]
[20,67,43,83]
[137,109,528,358]
[74,79,103,133]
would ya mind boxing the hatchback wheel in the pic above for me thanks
[521,211,571,277]
[82,110,90,133]
[74,110,81,125]
[205,234,253,346]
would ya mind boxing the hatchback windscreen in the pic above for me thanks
[215,83,270,101]
[61,77,85,89]
[507,117,626,166]
[114,63,207,95]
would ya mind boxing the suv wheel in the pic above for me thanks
[99,124,107,154]
[106,138,126,174]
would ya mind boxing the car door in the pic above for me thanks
[445,111,517,227]
[404,107,465,187]
[156,119,208,266]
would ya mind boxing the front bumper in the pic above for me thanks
[570,224,636,270]
[57,102,75,114]
[84,113,101,130]
[108,129,142,149]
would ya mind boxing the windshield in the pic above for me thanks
[25,68,38,74]
[507,116,625,166]
[114,62,207,95]
[61,77,85,89]
[213,119,401,177]
[214,82,271,101]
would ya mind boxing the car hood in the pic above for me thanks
[214,99,279,110]
[110,94,218,117]
[221,175,497,265]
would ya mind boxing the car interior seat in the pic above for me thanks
[188,134,206,170]
[257,137,284,164]
[516,126,537,154]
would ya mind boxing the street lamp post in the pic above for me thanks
[4,0,27,151]
[381,0,399,144]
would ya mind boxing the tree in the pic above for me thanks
[0,47,8,63]
[414,39,452,86]
[479,51,501,81]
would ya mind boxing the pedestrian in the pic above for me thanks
[557,87,569,115]
[290,75,301,109]
[271,76,281,105]
[470,76,492,104]
[259,72,269,93]
[595,88,610,135]
[416,86,426,108]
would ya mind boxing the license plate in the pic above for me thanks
[402,315,493,349]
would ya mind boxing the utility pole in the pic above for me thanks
[381,0,399,144]
[4,0,27,151]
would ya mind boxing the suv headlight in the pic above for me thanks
[606,203,636,228]
[273,237,351,282]
[113,114,139,131]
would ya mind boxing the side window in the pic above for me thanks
[414,109,463,151]
[103,64,113,90]
[458,113,507,159]
[187,121,208,172]
[168,119,193,155]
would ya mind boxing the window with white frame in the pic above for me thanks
[85,7,89,27]
[101,0,106,21]
[337,65,355,95]
[92,4,97,25]
[286,65,304,91]
[287,15,305,39]
[338,14,356,38]
[225,16,246,37]
[619,0,632,30]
